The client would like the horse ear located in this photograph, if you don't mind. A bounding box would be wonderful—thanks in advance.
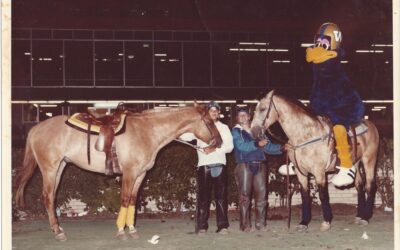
[269,89,276,96]
[266,89,276,99]
[194,100,206,115]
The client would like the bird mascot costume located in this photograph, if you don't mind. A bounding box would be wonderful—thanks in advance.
[306,22,365,187]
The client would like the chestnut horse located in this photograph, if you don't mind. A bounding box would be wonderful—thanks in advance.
[15,104,222,241]
[251,90,379,232]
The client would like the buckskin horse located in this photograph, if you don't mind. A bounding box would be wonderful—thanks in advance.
[15,104,222,241]
[250,90,379,232]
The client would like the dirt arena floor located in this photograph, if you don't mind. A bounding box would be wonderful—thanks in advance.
[12,207,393,250]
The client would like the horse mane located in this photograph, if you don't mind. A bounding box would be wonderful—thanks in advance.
[275,93,319,120]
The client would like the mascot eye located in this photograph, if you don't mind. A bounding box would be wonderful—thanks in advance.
[322,43,330,50]
[315,38,331,50]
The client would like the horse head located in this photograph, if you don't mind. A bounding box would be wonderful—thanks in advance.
[250,90,279,139]
[194,102,223,148]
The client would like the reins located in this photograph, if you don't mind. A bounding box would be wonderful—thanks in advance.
[173,139,205,153]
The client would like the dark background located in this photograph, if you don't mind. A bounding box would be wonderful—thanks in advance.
[11,0,393,101]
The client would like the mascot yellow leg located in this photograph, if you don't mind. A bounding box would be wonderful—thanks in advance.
[333,125,352,167]
[331,125,356,187]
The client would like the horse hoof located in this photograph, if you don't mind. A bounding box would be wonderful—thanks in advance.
[116,231,128,241]
[356,219,369,226]
[320,221,331,232]
[54,231,67,241]
[129,229,140,239]
[296,224,308,232]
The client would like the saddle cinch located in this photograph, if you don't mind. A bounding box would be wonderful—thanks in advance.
[65,103,128,175]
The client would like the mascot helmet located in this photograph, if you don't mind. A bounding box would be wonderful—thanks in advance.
[314,23,342,50]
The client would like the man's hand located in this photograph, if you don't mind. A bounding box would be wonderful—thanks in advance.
[203,147,216,154]
[257,139,269,147]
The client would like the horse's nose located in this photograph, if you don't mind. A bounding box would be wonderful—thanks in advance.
[250,126,262,139]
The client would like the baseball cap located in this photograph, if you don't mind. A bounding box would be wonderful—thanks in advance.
[207,101,221,110]
[236,107,250,115]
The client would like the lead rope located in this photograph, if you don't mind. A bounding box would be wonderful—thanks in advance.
[174,139,205,153]
[286,152,291,230]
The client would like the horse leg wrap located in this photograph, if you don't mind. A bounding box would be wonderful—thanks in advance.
[333,125,352,168]
[126,205,136,228]
[116,206,128,230]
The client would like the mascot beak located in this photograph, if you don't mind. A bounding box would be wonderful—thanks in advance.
[306,47,337,64]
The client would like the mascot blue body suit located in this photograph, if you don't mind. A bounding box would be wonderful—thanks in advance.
[309,49,364,129]
[306,22,365,187]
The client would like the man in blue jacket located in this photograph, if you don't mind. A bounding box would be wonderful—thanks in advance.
[232,108,287,232]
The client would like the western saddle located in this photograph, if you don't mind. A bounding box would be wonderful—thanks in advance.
[74,103,127,175]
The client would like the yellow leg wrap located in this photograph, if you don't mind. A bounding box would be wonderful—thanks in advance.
[126,205,136,227]
[116,206,128,230]
[333,125,353,168]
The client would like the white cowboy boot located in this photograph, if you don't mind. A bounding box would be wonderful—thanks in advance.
[330,165,356,187]
[278,162,296,176]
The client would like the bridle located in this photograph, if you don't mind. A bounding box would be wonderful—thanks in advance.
[200,114,218,146]
[261,94,278,128]
[174,112,218,152]
[259,94,287,145]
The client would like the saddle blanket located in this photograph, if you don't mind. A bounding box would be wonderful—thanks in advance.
[65,113,127,135]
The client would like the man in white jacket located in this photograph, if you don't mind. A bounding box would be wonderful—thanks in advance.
[179,101,233,235]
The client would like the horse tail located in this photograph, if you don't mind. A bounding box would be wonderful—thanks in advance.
[15,137,37,208]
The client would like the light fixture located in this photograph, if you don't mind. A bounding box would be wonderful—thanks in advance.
[272,60,291,63]
[355,50,384,53]
[267,49,289,52]
[239,42,267,46]
[40,104,57,107]
[371,44,393,47]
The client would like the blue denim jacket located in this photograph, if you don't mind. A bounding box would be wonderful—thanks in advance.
[232,125,283,164]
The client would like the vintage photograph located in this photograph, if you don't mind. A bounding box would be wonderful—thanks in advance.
[5,0,396,249]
